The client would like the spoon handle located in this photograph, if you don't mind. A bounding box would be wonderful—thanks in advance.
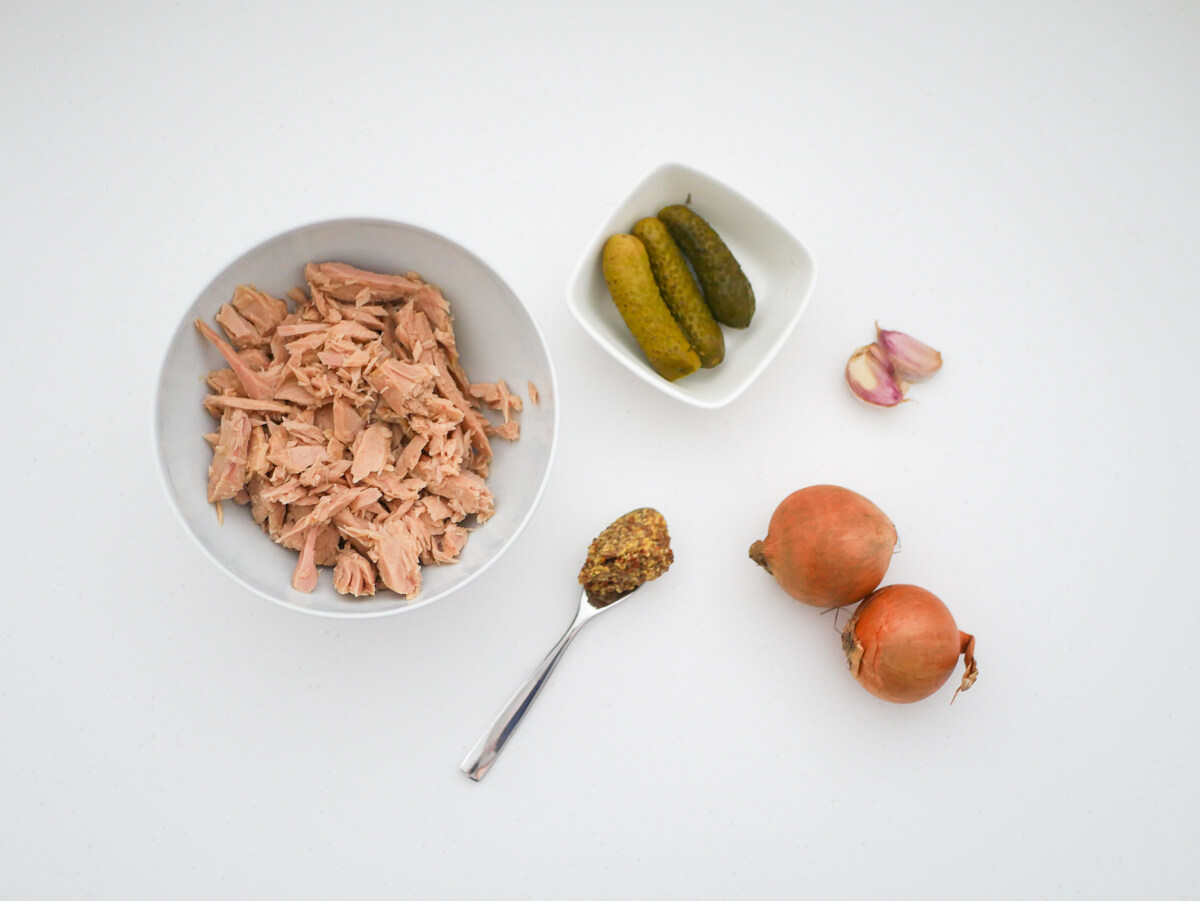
[460,603,592,781]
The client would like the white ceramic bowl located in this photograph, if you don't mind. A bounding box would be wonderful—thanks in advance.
[567,162,817,409]
[155,218,558,618]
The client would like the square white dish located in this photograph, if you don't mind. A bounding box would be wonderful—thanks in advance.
[567,162,817,409]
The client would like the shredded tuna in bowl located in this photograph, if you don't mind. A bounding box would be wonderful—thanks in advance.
[155,219,558,618]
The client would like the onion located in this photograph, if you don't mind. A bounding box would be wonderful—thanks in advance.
[842,584,978,704]
[749,485,897,608]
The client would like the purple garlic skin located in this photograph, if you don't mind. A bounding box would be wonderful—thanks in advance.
[876,324,943,383]
[846,343,907,407]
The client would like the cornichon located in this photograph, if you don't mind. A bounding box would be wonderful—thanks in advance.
[602,234,701,382]
[632,217,725,368]
[658,204,755,329]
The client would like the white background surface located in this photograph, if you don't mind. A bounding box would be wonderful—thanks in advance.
[4,2,1198,898]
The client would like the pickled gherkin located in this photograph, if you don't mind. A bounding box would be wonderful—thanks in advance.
[602,234,700,381]
[658,204,755,328]
[632,217,725,368]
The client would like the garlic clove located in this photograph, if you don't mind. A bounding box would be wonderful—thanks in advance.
[875,324,943,383]
[845,342,907,407]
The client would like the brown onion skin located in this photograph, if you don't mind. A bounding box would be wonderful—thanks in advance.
[749,485,897,608]
[842,584,977,704]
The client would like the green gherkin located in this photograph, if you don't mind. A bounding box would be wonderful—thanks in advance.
[632,217,725,368]
[658,204,755,329]
[601,234,701,382]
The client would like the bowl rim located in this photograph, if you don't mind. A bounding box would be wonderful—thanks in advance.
[566,160,818,410]
[153,215,560,619]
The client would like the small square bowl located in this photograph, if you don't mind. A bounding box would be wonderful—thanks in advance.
[567,162,817,409]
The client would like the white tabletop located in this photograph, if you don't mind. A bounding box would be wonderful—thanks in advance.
[5,2,1198,898]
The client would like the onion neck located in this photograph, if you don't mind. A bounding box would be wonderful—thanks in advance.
[748,539,771,572]
[951,631,979,704]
